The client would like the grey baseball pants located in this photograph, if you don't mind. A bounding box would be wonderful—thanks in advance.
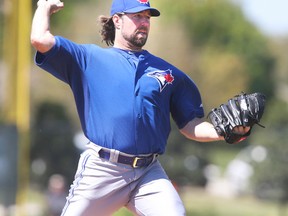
[60,143,186,216]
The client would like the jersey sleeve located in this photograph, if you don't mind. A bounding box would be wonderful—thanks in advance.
[34,36,89,85]
[170,75,204,129]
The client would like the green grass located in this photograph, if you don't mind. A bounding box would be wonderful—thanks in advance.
[181,187,280,216]
[113,208,134,216]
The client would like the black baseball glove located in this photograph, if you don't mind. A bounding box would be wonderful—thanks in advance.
[208,92,266,144]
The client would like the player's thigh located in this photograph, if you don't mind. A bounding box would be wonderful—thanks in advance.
[127,162,186,216]
[61,149,132,216]
[61,197,124,216]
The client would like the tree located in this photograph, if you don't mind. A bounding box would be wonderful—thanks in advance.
[158,0,275,107]
[251,99,288,215]
[30,101,79,188]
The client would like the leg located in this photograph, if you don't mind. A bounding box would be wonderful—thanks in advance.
[127,161,186,216]
[61,148,133,216]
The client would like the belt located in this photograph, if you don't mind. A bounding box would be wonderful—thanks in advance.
[98,149,157,168]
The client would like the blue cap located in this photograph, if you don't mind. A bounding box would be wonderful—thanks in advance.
[110,0,160,17]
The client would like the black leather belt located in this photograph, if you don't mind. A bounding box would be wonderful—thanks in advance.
[98,149,156,168]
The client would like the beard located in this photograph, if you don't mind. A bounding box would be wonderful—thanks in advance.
[123,29,149,48]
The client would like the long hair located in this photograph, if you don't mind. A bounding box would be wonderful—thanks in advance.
[98,15,116,46]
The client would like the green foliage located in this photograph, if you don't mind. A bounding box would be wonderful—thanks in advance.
[160,121,210,186]
[252,137,288,203]
[31,0,76,29]
[195,47,249,107]
[30,101,79,188]
[156,0,278,184]
[32,0,99,32]
[250,99,288,203]
[158,0,275,98]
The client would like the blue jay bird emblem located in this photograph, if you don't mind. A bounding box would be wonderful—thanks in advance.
[147,69,174,92]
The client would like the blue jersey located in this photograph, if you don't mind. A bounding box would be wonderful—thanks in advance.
[35,36,204,155]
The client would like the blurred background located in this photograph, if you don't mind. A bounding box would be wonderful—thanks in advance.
[1,0,288,215]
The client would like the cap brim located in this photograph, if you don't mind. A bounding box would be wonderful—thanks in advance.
[124,7,160,17]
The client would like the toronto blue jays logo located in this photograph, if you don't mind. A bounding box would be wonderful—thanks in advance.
[147,69,174,92]
[138,0,149,4]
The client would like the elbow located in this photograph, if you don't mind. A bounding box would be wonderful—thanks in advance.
[30,36,41,49]
[180,127,194,140]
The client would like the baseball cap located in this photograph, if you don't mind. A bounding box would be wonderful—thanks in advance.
[110,0,160,17]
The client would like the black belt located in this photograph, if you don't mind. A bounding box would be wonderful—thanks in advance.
[98,149,156,168]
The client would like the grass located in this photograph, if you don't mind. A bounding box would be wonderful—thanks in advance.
[181,187,280,216]
[114,208,134,216]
